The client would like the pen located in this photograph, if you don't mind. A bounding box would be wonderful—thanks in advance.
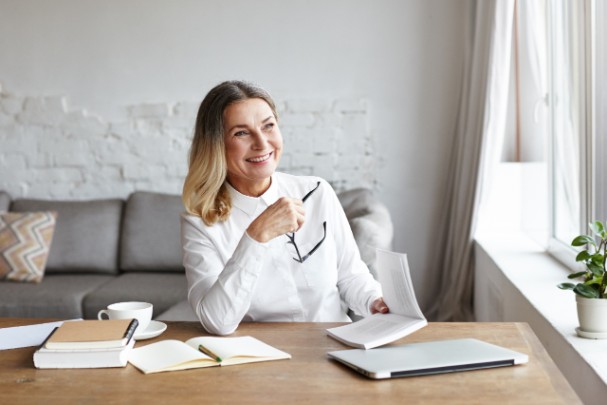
[198,345,222,362]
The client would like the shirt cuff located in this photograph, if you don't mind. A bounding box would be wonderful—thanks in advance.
[243,230,272,247]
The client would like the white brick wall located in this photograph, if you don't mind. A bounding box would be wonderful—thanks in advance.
[0,83,379,200]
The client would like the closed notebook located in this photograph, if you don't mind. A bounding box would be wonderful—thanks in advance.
[128,336,291,374]
[45,319,139,350]
[34,338,135,369]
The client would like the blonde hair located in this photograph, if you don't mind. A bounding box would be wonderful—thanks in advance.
[182,80,278,225]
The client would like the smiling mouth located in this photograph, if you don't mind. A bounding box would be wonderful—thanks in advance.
[247,152,273,163]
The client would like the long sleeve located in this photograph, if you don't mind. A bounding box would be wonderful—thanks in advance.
[180,172,382,334]
[181,215,270,335]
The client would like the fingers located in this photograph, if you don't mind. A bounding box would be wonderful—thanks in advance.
[246,197,306,243]
[269,197,304,233]
[370,298,389,314]
[285,198,305,232]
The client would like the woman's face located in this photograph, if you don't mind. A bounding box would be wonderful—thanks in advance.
[223,98,283,197]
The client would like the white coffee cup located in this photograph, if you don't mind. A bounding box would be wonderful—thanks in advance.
[97,301,153,334]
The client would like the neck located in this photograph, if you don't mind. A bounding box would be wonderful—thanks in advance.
[227,177,272,197]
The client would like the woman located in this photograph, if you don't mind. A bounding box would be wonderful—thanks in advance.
[181,80,388,335]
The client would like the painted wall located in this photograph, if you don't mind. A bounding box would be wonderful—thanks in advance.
[0,0,470,311]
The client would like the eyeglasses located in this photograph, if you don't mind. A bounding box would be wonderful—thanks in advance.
[285,181,327,263]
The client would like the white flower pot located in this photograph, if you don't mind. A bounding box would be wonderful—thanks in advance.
[576,295,607,337]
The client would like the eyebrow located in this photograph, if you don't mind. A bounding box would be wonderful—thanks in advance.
[227,115,274,133]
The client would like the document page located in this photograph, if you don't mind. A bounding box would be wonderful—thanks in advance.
[331,313,421,341]
[185,336,291,361]
[326,249,426,349]
[0,320,67,350]
[376,249,425,319]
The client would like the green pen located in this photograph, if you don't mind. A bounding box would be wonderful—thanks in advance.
[198,345,222,362]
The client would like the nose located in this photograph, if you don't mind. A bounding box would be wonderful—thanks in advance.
[251,130,268,150]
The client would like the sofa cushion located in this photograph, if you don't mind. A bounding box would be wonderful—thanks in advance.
[11,198,123,274]
[82,272,188,319]
[0,274,114,318]
[0,191,10,212]
[337,188,393,278]
[338,188,375,219]
[156,300,198,322]
[120,191,184,272]
[0,211,57,283]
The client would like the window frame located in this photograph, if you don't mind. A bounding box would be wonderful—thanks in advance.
[546,0,595,270]
[593,0,606,224]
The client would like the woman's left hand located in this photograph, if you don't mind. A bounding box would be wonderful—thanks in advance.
[370,297,389,314]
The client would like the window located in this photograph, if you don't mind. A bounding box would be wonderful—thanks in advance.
[593,0,607,225]
[477,0,604,272]
[546,0,590,266]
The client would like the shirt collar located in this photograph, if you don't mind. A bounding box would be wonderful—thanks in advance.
[227,176,280,217]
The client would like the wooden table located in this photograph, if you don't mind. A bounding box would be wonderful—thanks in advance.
[0,319,580,404]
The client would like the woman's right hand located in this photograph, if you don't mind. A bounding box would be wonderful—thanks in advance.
[246,197,305,243]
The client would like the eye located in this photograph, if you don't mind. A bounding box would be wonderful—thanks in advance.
[263,122,275,131]
[234,130,248,137]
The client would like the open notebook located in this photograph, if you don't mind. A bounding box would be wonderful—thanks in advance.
[128,335,290,374]
[328,338,528,379]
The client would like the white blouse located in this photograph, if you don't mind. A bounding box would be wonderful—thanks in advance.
[181,172,382,335]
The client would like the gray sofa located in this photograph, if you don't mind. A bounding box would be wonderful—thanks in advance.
[0,188,393,322]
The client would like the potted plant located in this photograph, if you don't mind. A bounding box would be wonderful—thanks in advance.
[558,221,607,338]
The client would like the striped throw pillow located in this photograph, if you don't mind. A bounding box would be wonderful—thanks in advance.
[0,211,57,283]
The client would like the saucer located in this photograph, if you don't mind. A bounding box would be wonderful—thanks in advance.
[575,327,607,339]
[134,320,167,340]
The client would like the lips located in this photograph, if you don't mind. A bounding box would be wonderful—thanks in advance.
[246,152,273,163]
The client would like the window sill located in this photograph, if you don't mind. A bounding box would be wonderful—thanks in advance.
[474,232,607,404]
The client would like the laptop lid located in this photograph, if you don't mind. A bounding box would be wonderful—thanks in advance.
[327,338,529,379]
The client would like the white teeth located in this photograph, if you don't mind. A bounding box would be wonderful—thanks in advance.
[248,153,271,163]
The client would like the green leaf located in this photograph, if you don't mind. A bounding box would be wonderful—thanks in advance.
[591,253,604,266]
[574,283,600,298]
[589,221,606,238]
[587,262,604,277]
[557,283,576,290]
[567,271,589,279]
[575,250,592,262]
[572,235,596,247]
[585,279,603,289]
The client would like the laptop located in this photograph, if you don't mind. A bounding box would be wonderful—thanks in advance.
[327,338,528,379]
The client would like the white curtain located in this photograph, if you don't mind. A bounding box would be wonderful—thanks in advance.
[428,0,514,321]
[520,0,548,127]
[551,1,582,242]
